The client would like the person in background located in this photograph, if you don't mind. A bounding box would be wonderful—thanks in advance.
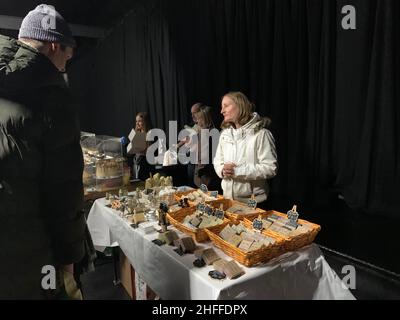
[135,112,151,135]
[130,112,155,181]
[213,92,278,207]
[193,106,221,192]
[0,4,86,299]
[182,102,203,187]
[189,102,203,131]
[160,103,204,186]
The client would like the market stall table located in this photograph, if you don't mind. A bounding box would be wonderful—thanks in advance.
[84,180,145,202]
[87,198,355,300]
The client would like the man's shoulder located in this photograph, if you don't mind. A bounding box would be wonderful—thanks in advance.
[0,92,36,128]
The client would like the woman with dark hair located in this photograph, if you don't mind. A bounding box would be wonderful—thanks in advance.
[131,112,155,181]
[135,111,151,133]
[213,92,278,206]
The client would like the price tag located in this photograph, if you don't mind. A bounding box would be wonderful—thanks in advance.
[247,198,258,209]
[205,205,214,216]
[252,219,264,231]
[287,205,299,228]
[210,191,219,198]
[197,203,206,212]
[200,184,208,193]
[215,209,224,220]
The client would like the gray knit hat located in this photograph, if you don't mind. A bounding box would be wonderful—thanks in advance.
[18,4,76,47]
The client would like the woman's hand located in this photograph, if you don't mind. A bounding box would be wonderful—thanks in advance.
[177,136,190,148]
[222,163,236,178]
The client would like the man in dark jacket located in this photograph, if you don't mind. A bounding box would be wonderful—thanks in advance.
[0,4,86,299]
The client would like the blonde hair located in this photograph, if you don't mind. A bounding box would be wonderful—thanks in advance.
[195,106,214,129]
[221,91,255,129]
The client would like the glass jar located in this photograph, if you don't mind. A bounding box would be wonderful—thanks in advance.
[145,209,158,222]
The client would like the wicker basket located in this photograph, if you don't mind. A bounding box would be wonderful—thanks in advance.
[204,223,286,267]
[205,198,266,223]
[243,210,321,252]
[174,190,223,207]
[166,206,230,243]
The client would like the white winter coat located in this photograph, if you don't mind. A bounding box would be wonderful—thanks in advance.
[213,113,278,203]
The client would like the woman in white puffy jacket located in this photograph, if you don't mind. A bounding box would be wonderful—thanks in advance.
[213,92,278,205]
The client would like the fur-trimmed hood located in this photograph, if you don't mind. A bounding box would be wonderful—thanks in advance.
[223,112,272,141]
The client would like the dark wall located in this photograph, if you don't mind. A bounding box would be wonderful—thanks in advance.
[69,0,400,272]
[69,2,188,136]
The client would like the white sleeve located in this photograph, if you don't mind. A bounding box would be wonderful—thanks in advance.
[213,134,225,179]
[234,130,278,180]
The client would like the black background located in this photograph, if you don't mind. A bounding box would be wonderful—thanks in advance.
[6,0,396,272]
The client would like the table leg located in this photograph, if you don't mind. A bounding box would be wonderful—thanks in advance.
[112,247,121,286]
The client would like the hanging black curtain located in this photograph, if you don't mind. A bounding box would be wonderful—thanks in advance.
[69,0,400,218]
[334,0,400,218]
[69,2,188,136]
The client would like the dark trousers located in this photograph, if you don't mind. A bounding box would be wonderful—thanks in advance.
[187,164,196,187]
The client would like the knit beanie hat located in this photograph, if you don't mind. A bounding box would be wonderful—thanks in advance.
[18,4,76,47]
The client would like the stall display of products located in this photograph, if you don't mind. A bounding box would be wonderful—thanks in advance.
[81,132,130,192]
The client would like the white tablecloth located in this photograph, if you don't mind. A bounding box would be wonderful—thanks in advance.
[87,198,355,300]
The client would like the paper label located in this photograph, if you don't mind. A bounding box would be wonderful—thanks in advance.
[205,205,214,216]
[227,234,243,247]
[220,225,236,241]
[287,210,299,227]
[252,219,264,231]
[210,191,219,198]
[215,209,224,220]
[238,239,254,252]
[197,203,206,212]
[247,198,258,209]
